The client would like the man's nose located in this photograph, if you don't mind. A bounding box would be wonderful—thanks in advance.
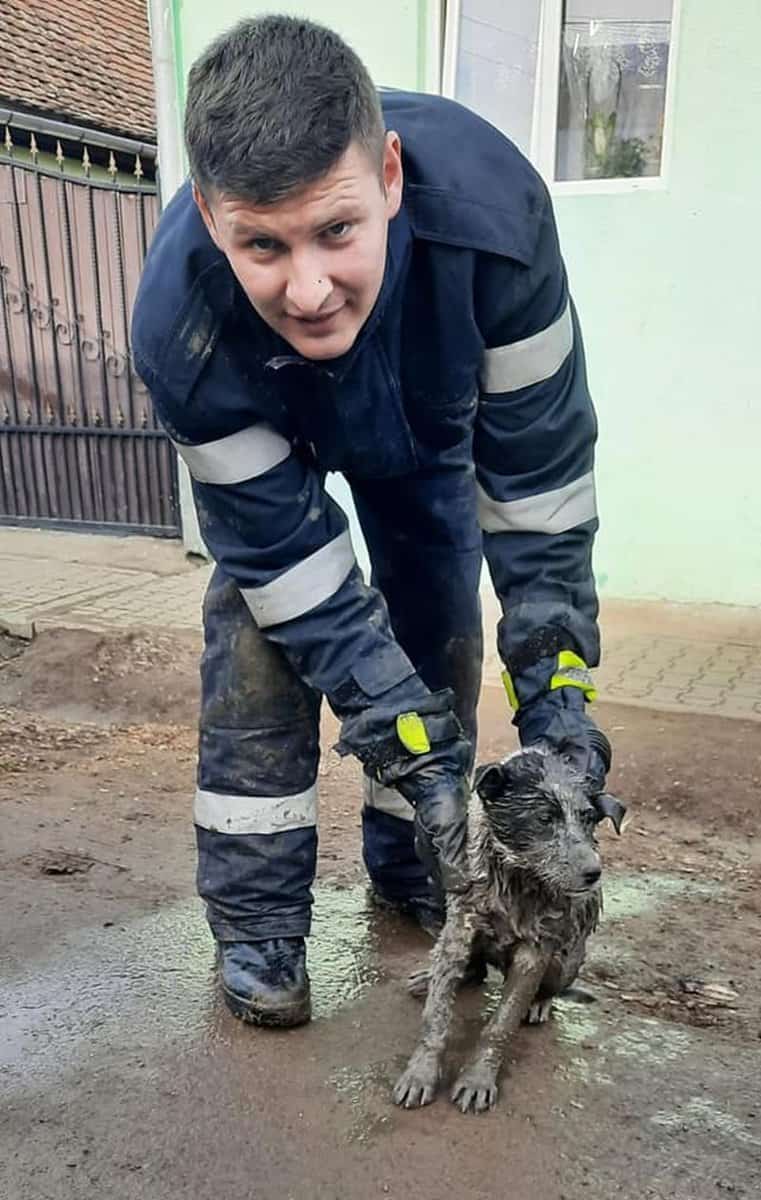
[285,255,333,314]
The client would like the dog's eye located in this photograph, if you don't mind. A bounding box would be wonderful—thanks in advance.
[536,810,555,827]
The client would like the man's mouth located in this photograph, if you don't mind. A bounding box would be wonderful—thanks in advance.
[288,304,345,326]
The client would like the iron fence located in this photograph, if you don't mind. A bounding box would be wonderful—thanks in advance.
[0,125,179,535]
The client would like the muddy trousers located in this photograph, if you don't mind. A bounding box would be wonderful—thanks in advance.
[196,479,483,941]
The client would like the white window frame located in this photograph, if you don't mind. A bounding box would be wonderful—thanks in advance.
[441,0,682,195]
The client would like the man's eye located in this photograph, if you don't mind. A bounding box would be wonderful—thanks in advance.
[249,237,279,253]
[324,221,352,239]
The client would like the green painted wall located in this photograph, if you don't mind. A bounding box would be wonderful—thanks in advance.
[174,1,428,96]
[555,0,761,605]
[169,0,760,605]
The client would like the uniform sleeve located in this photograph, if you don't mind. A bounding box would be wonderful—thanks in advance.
[473,186,601,711]
[132,338,431,762]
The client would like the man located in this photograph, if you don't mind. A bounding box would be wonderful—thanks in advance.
[131,15,611,1029]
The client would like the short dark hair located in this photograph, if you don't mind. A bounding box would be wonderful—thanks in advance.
[184,15,386,204]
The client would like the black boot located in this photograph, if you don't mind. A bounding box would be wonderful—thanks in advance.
[219,937,311,1027]
[366,886,446,939]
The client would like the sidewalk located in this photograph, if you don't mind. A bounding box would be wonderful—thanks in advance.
[1,526,760,721]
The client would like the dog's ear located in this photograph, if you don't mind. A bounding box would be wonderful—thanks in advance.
[475,751,546,801]
[591,792,627,835]
[473,762,507,800]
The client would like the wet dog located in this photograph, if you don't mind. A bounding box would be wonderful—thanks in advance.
[393,747,625,1114]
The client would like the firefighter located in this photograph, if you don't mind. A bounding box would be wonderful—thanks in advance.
[132,15,611,1028]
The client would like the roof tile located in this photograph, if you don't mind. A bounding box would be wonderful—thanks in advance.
[1,0,156,141]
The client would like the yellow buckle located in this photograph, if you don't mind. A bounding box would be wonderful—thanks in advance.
[503,652,598,711]
[549,650,598,702]
[501,669,520,712]
[396,712,431,755]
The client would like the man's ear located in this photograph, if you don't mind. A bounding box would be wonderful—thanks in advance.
[193,182,221,249]
[382,131,403,220]
[592,792,627,835]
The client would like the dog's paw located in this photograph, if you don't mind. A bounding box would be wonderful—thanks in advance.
[392,1050,440,1109]
[407,955,488,1000]
[526,996,554,1024]
[406,967,431,999]
[450,1064,499,1114]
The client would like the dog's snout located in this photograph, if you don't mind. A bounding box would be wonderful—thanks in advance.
[582,866,602,888]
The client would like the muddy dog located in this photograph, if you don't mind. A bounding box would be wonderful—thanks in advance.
[393,747,625,1114]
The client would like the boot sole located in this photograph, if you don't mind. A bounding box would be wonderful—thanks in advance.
[222,984,312,1028]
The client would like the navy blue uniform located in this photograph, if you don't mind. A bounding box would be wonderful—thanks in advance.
[132,92,602,940]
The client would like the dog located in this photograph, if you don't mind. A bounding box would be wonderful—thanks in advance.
[393,747,626,1114]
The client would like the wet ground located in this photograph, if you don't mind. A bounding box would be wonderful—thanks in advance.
[1,629,760,1200]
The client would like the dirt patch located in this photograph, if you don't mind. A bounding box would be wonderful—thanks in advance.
[0,704,195,775]
[0,631,29,663]
[1,625,760,1199]
[598,702,760,837]
[0,629,759,1037]
[0,628,201,726]
[0,707,105,772]
[25,849,98,876]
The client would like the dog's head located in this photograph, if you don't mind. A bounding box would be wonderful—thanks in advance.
[474,749,626,898]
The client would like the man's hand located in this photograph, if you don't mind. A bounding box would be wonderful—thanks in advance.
[398,769,471,894]
[516,687,611,795]
[370,692,473,894]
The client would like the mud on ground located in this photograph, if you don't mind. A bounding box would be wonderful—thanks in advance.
[1,628,759,1200]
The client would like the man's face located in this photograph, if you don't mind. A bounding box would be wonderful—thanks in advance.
[194,134,403,361]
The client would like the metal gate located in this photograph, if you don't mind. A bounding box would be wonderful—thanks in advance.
[0,150,179,535]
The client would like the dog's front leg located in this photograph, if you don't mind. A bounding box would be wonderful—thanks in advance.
[393,900,474,1109]
[451,941,550,1114]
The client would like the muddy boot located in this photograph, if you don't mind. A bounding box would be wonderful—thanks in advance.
[366,886,446,939]
[219,937,311,1027]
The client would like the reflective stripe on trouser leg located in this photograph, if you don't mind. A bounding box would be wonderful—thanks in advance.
[351,440,483,903]
[197,566,321,941]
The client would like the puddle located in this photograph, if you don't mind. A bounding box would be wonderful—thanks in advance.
[553,1002,601,1047]
[0,899,216,1082]
[604,1017,693,1064]
[0,883,384,1089]
[603,871,719,921]
[310,885,383,1019]
[652,1097,761,1150]
[552,997,695,1087]
[554,1002,693,1067]
[327,1064,395,1145]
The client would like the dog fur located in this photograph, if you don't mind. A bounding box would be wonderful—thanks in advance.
[393,747,625,1114]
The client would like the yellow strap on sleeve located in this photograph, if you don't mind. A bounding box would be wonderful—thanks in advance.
[501,669,520,712]
[558,650,587,671]
[396,712,431,755]
[550,650,598,701]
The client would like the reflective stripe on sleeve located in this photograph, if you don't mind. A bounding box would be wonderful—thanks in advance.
[174,424,291,484]
[477,470,596,535]
[194,784,317,835]
[242,529,356,628]
[480,300,573,395]
[362,777,414,822]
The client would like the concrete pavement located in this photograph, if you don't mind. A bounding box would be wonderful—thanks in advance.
[1,525,760,721]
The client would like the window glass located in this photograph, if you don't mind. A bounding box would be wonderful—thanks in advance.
[556,0,674,180]
[453,1,541,156]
